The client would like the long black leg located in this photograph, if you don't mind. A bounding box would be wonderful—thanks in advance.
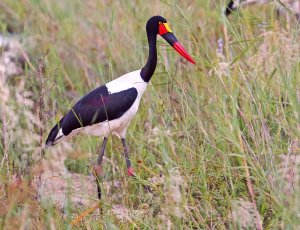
[94,137,107,200]
[121,138,153,194]
[121,138,134,176]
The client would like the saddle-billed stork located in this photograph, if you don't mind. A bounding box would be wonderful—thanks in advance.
[45,15,195,199]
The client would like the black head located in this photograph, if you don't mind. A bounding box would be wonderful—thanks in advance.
[145,15,195,64]
[146,15,168,35]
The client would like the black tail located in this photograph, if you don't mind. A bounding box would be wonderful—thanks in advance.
[45,117,65,147]
[225,0,235,16]
[45,123,59,147]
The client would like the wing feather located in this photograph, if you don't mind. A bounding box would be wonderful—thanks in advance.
[46,84,138,146]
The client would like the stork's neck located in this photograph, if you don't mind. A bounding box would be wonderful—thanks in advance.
[141,32,157,82]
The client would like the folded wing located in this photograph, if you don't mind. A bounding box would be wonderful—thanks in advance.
[45,85,138,146]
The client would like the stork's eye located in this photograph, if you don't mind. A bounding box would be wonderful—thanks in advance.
[158,21,162,25]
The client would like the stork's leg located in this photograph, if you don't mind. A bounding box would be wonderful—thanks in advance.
[121,138,135,177]
[121,138,154,195]
[121,138,153,195]
[94,137,107,200]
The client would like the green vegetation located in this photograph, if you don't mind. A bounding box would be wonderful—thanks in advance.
[0,0,299,229]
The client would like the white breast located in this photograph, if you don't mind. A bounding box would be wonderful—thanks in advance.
[106,69,148,97]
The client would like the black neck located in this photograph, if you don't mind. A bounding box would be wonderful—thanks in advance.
[141,32,157,82]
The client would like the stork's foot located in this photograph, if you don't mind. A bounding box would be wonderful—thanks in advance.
[127,169,153,194]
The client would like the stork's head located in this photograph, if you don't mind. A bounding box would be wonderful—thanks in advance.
[146,15,195,64]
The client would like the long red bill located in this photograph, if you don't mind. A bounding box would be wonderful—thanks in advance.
[173,42,196,64]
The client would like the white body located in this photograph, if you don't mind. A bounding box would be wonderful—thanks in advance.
[55,69,147,142]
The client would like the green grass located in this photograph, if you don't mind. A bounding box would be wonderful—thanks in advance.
[0,0,299,229]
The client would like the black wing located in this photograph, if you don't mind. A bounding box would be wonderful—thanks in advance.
[46,85,138,144]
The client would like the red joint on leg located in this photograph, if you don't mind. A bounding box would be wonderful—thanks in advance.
[93,165,102,176]
[127,167,135,177]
